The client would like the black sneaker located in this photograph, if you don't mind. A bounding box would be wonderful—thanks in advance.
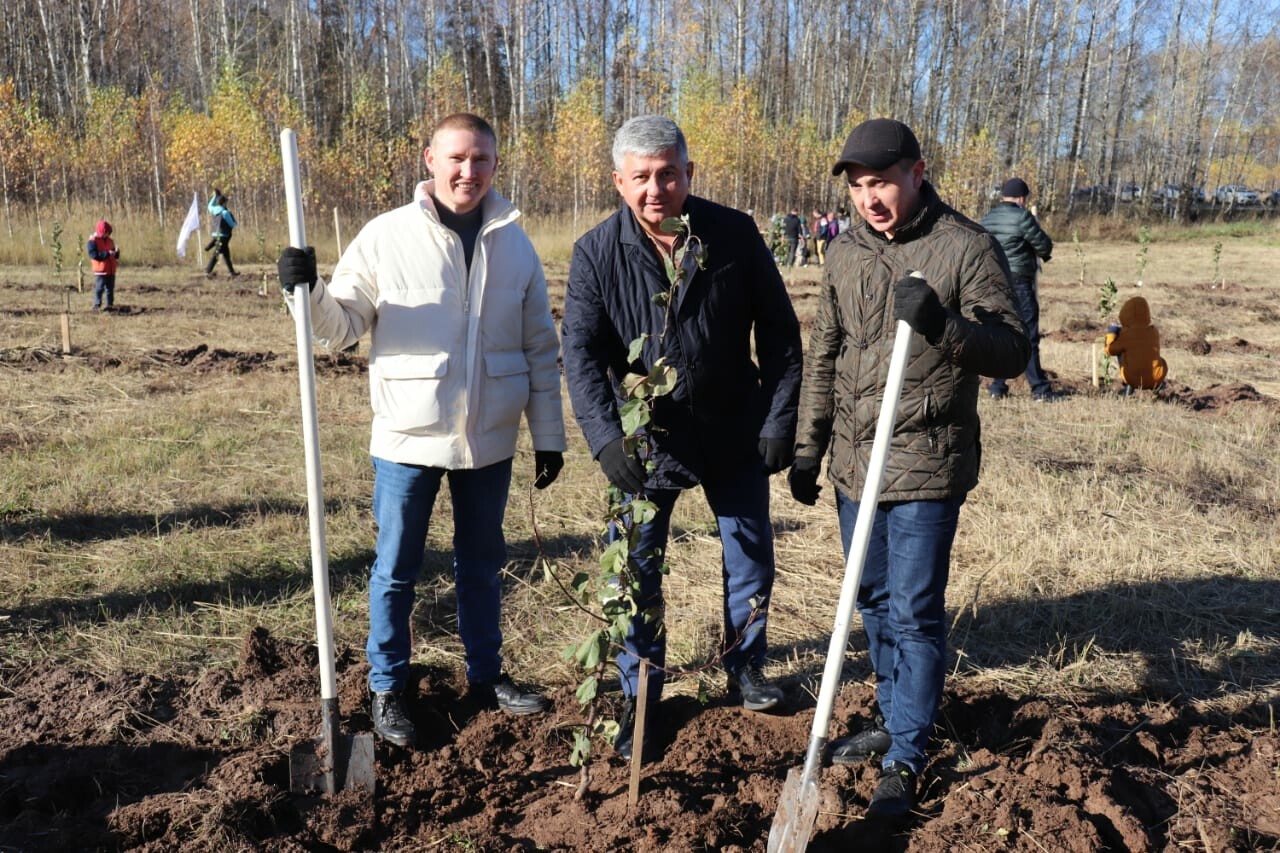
[370,690,415,748]
[1032,390,1061,403]
[829,715,891,765]
[473,673,550,715]
[988,388,1008,400]
[867,761,917,821]
[727,663,784,712]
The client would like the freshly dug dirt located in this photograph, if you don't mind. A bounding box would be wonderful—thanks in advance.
[0,629,1275,851]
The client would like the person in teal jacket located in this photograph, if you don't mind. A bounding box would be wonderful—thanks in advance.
[980,178,1056,401]
[204,189,239,278]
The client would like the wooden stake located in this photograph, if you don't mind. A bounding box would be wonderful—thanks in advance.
[1091,343,1099,388]
[333,206,343,256]
[60,289,72,355]
[627,660,650,808]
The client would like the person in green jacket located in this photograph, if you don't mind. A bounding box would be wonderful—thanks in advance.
[204,189,239,278]
[980,177,1056,400]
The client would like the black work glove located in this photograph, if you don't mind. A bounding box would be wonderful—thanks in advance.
[597,437,646,494]
[893,275,946,342]
[758,437,795,474]
[278,246,318,293]
[533,450,564,489]
[788,456,822,506]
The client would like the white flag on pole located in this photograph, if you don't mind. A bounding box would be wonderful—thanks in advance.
[176,192,201,257]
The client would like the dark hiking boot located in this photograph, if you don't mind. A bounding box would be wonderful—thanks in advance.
[614,696,660,758]
[829,715,892,765]
[867,761,917,821]
[371,690,415,748]
[727,663,784,712]
[472,673,550,715]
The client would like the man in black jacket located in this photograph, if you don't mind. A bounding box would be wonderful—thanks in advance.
[561,115,803,761]
[980,177,1056,400]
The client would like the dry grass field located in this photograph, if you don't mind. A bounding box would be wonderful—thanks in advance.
[0,221,1277,850]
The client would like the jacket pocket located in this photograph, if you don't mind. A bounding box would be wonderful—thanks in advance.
[480,351,531,433]
[370,352,449,434]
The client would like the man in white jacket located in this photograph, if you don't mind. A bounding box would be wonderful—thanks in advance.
[278,113,567,749]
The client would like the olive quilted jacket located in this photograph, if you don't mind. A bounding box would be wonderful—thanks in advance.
[795,183,1031,502]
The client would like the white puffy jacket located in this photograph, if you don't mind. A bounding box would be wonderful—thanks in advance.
[295,182,566,469]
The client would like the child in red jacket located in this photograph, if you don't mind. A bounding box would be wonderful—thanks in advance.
[87,220,120,311]
[1105,296,1168,391]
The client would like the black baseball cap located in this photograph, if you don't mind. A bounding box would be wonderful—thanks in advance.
[832,119,922,176]
[1001,177,1031,197]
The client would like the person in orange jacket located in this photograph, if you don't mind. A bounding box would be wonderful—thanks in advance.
[87,220,120,311]
[1105,296,1168,390]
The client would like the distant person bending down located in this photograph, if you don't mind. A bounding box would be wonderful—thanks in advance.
[87,220,120,311]
[1105,296,1167,392]
[277,113,566,751]
[204,189,239,278]
[980,177,1056,401]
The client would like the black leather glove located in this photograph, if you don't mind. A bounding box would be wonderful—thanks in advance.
[533,451,564,489]
[278,246,318,293]
[788,456,822,505]
[893,275,946,342]
[758,438,795,474]
[597,437,646,494]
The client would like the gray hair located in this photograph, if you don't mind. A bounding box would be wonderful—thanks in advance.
[611,116,688,170]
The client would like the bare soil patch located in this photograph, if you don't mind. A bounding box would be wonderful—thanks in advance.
[0,630,1275,851]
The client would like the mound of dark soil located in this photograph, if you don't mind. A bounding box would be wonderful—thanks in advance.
[1156,381,1275,412]
[0,344,366,376]
[0,631,1274,851]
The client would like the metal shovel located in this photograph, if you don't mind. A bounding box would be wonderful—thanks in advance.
[281,128,376,795]
[768,306,916,851]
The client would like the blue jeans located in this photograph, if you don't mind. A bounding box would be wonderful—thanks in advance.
[989,276,1051,397]
[366,456,512,693]
[613,464,776,700]
[837,492,964,774]
[93,274,115,309]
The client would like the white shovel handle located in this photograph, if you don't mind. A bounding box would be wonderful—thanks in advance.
[281,128,338,703]
[799,312,916,780]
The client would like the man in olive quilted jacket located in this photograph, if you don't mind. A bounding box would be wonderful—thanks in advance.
[788,118,1029,821]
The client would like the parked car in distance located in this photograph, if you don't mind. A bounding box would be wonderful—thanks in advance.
[1153,184,1206,202]
[1072,185,1111,200]
[1215,185,1260,205]
[1117,183,1142,202]
[1266,189,1280,207]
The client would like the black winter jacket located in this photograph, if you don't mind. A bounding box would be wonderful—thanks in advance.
[562,196,804,489]
[795,183,1030,502]
[979,201,1052,280]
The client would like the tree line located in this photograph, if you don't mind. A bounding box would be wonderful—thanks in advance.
[1,0,1277,236]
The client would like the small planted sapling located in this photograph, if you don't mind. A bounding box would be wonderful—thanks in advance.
[548,214,704,799]
[51,220,63,280]
[1073,229,1086,288]
[1135,226,1150,287]
[1097,276,1118,385]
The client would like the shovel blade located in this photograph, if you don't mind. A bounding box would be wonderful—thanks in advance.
[290,732,376,795]
[767,766,821,853]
